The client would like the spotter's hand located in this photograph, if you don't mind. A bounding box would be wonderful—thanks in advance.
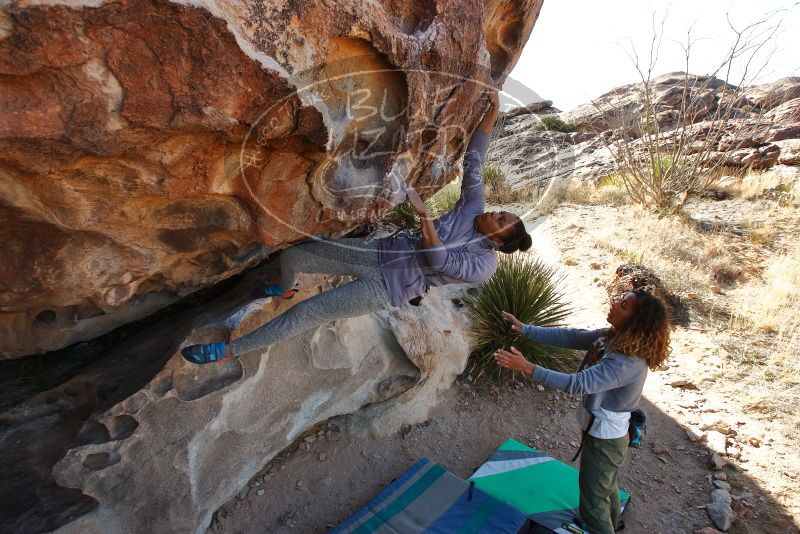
[501,311,523,333]
[494,346,535,375]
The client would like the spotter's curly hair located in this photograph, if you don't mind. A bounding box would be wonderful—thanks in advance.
[608,289,672,371]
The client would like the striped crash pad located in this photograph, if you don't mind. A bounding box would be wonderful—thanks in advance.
[469,439,630,534]
[330,457,529,533]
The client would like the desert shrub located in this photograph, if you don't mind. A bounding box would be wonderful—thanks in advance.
[482,165,533,205]
[597,174,625,188]
[483,165,505,189]
[716,170,787,200]
[561,175,631,206]
[532,115,577,133]
[463,254,578,382]
[614,154,697,212]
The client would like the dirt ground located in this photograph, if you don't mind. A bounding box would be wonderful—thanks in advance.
[210,202,800,534]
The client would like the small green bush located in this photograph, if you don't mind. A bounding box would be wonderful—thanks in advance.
[381,180,463,229]
[463,254,579,382]
[652,156,688,182]
[532,115,576,133]
[382,201,420,229]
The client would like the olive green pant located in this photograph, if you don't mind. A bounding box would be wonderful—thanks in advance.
[578,434,629,534]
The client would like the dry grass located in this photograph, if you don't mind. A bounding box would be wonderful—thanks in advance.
[595,207,731,300]
[728,241,800,366]
[718,170,798,202]
[562,174,632,207]
[587,200,800,435]
[578,177,800,434]
[534,179,571,215]
[531,163,800,437]
[482,165,536,205]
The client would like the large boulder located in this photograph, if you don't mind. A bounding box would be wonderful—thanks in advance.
[0,271,473,534]
[743,77,800,110]
[776,139,800,166]
[765,98,800,124]
[562,72,728,133]
[0,0,543,358]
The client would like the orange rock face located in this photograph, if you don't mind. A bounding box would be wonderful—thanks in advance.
[0,0,543,358]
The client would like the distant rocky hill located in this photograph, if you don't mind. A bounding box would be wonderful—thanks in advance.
[487,73,800,188]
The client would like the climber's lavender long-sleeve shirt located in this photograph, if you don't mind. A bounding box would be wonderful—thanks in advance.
[377,130,499,307]
[521,325,649,414]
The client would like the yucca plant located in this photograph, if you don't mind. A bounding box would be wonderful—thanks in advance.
[463,254,579,382]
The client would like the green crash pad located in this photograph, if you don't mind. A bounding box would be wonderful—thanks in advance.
[469,439,630,534]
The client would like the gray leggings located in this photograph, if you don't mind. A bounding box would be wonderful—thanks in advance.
[230,238,392,355]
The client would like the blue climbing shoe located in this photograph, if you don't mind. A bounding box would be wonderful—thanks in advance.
[181,342,233,365]
[253,283,296,300]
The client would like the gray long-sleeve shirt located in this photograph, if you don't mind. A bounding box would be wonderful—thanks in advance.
[521,324,649,414]
[377,130,498,306]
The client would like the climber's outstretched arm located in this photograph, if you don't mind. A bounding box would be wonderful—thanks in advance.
[406,185,442,253]
[456,89,499,212]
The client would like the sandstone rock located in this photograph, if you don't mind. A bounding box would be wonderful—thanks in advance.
[700,419,733,435]
[765,98,800,124]
[706,488,737,531]
[32,283,472,534]
[652,443,670,455]
[563,72,726,132]
[670,379,699,390]
[656,108,681,126]
[775,139,800,165]
[506,99,555,117]
[486,72,800,204]
[744,77,800,110]
[718,93,753,111]
[607,263,689,326]
[709,452,727,471]
[770,124,800,141]
[730,499,750,519]
[717,122,771,151]
[0,0,543,358]
[687,427,705,442]
[745,436,761,448]
[722,143,780,169]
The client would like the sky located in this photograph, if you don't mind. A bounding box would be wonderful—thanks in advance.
[505,0,800,111]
